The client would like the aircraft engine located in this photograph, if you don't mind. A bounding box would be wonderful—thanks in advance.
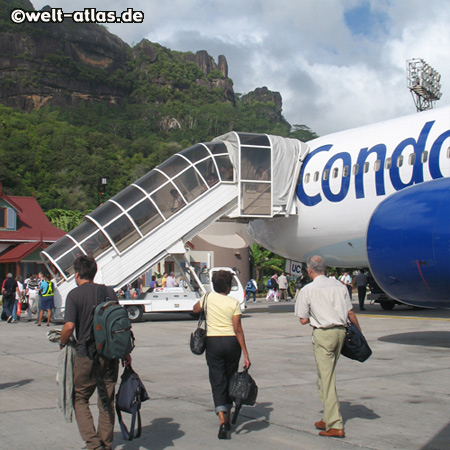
[367,177,450,308]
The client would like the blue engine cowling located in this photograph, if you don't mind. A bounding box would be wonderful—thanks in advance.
[367,178,450,308]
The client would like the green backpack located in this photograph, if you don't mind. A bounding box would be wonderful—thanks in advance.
[92,286,135,360]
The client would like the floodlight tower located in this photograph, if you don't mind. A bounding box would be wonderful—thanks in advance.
[407,58,442,112]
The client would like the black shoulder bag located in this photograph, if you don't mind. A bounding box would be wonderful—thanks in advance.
[190,293,208,355]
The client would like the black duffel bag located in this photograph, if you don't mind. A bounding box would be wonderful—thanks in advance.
[341,323,372,362]
[229,369,258,424]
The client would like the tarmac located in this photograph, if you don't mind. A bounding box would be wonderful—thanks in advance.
[1,298,450,450]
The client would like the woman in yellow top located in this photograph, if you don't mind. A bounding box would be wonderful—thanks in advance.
[193,270,251,440]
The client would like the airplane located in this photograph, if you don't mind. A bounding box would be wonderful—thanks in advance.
[245,106,450,308]
[41,106,450,317]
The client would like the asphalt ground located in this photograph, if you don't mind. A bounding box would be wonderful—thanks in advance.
[1,298,450,450]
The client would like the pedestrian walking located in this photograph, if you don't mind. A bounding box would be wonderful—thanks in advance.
[59,255,132,450]
[193,270,251,440]
[295,256,361,438]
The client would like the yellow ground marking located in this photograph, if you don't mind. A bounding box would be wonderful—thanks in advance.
[364,314,450,321]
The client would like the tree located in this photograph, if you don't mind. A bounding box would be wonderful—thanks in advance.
[290,124,319,142]
[45,209,85,232]
[249,244,284,284]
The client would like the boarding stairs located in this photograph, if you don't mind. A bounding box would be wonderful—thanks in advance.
[41,132,308,320]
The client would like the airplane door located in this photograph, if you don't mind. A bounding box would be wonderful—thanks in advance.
[238,133,272,217]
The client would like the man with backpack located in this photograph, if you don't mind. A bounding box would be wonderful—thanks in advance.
[265,274,279,302]
[245,278,258,303]
[59,255,132,450]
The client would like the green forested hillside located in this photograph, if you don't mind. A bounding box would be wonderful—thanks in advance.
[0,99,316,216]
[0,0,318,229]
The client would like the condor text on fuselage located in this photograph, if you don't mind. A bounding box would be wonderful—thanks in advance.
[297,112,450,207]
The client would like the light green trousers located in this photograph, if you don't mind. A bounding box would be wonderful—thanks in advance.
[312,326,346,430]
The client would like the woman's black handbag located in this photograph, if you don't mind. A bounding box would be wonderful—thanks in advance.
[229,369,258,424]
[115,366,150,441]
[190,294,208,355]
[341,323,372,362]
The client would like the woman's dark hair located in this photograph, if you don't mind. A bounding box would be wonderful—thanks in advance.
[212,270,233,294]
[74,255,97,280]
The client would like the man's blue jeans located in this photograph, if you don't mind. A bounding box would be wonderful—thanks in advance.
[246,291,256,302]
[12,300,18,320]
[3,295,15,319]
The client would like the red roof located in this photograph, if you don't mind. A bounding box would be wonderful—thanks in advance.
[0,194,23,213]
[0,242,46,263]
[0,194,66,243]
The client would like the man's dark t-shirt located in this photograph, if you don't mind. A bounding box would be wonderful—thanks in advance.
[3,278,17,299]
[64,283,116,357]
[355,273,368,287]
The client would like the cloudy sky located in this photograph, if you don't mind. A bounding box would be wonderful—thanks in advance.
[32,0,450,136]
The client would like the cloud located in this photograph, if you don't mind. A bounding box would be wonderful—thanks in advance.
[31,0,450,136]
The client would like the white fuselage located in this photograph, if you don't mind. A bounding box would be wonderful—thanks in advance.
[247,107,450,267]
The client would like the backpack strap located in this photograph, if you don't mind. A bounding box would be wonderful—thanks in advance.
[116,402,142,440]
[232,400,242,425]
[86,284,109,356]
[90,284,113,417]
[97,284,109,306]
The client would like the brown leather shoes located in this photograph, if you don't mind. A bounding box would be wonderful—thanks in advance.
[314,419,326,430]
[319,428,345,438]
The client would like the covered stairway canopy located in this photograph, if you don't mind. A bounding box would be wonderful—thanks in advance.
[41,132,308,300]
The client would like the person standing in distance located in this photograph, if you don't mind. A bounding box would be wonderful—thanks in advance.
[354,271,368,311]
[37,272,54,326]
[339,272,353,299]
[166,272,178,287]
[278,273,288,301]
[295,255,361,438]
[2,273,17,323]
[59,255,131,450]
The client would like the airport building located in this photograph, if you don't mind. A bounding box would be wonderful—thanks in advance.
[0,184,66,281]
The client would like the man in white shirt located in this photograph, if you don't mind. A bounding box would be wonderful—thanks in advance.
[278,273,288,301]
[166,272,178,287]
[339,272,353,299]
[295,256,361,439]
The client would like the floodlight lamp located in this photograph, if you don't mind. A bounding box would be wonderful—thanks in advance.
[407,58,442,112]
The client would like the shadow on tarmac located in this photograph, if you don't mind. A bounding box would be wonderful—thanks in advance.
[114,417,184,449]
[341,401,381,424]
[420,422,450,450]
[0,379,33,390]
[140,313,195,322]
[378,331,450,348]
[234,402,274,435]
